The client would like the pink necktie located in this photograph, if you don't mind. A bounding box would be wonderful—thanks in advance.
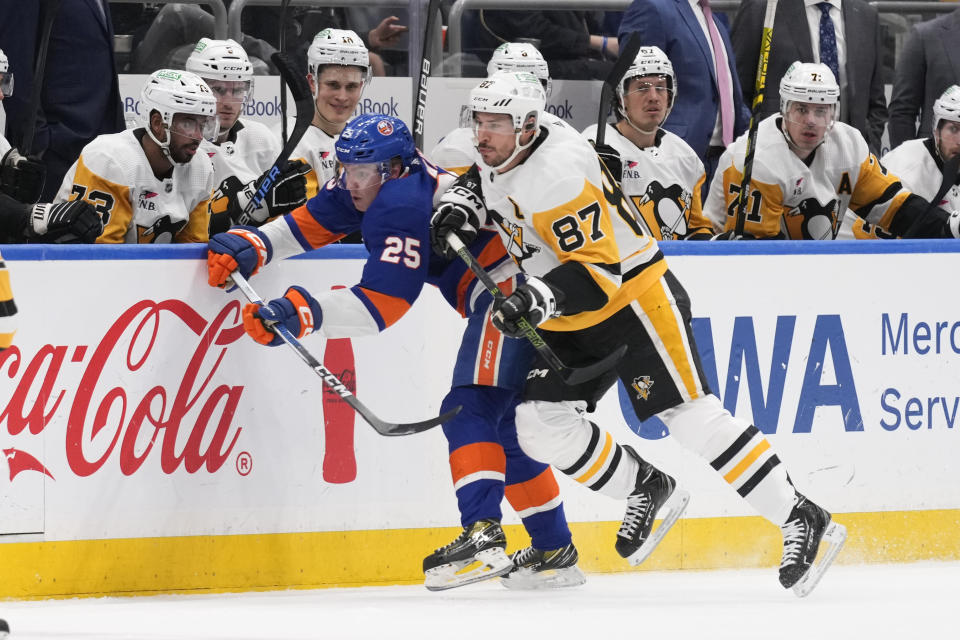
[700,0,734,146]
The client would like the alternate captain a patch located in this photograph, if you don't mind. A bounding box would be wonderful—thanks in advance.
[632,375,654,400]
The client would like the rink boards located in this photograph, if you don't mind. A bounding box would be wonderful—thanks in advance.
[0,241,958,598]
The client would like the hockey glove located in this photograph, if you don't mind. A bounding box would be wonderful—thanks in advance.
[208,160,309,233]
[242,285,323,347]
[492,277,562,339]
[207,226,272,288]
[27,200,103,243]
[0,147,45,204]
[594,142,623,181]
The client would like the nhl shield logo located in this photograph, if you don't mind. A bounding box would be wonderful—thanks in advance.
[632,375,655,400]
[377,120,394,136]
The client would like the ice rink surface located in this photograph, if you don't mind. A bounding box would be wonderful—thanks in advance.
[0,561,955,640]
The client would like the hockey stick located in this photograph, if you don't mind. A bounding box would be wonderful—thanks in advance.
[19,0,62,156]
[237,51,313,225]
[903,154,960,238]
[230,272,459,436]
[734,0,779,236]
[445,233,626,385]
[595,33,641,147]
[278,0,291,146]
[412,0,443,149]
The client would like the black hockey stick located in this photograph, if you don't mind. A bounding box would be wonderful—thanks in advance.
[237,51,313,225]
[279,0,291,147]
[445,233,626,385]
[412,0,443,149]
[595,33,641,147]
[20,0,62,157]
[734,0,779,236]
[230,272,459,436]
[903,153,960,238]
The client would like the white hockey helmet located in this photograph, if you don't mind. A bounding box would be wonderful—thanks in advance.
[932,85,960,136]
[779,61,839,111]
[307,28,371,86]
[186,38,254,82]
[487,42,552,98]
[140,69,219,162]
[465,71,546,171]
[0,48,12,97]
[618,46,676,108]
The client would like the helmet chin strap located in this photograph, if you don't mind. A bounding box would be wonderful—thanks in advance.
[619,98,672,137]
[478,124,538,174]
[146,122,191,167]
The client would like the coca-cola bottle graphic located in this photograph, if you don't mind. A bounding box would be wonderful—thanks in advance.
[321,286,357,483]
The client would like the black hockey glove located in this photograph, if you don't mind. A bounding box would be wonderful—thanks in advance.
[594,142,623,180]
[430,167,486,259]
[208,160,310,234]
[0,147,46,204]
[27,200,103,243]
[492,277,562,339]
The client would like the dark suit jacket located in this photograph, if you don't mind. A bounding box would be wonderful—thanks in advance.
[888,8,960,149]
[731,0,887,153]
[0,0,124,201]
[618,0,751,163]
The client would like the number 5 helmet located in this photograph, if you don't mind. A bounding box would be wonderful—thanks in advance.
[307,28,372,91]
[140,69,219,164]
[335,114,417,185]
[466,71,546,171]
[487,42,552,97]
[617,46,676,131]
[0,48,12,97]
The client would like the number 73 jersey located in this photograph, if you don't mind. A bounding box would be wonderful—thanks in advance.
[704,115,910,239]
[477,118,666,332]
[55,129,215,243]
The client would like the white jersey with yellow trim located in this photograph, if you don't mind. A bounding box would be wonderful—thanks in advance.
[704,115,911,239]
[581,123,711,240]
[281,122,339,199]
[882,138,960,212]
[55,129,215,244]
[478,117,665,332]
[201,119,279,187]
[430,112,572,176]
[0,249,16,351]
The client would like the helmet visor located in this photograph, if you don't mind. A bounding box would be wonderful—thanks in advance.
[170,113,219,142]
[337,162,387,191]
[783,102,836,127]
[0,71,13,97]
[206,79,253,105]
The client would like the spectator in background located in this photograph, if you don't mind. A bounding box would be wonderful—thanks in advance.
[55,70,217,244]
[618,0,751,194]
[465,11,617,80]
[887,7,960,150]
[731,0,887,154]
[0,0,125,202]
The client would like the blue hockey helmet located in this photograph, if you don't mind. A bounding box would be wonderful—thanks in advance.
[336,114,416,166]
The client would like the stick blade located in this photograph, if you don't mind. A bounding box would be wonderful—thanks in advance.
[560,344,628,386]
[366,405,462,436]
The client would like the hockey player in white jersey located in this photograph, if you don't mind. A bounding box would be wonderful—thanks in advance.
[186,38,308,234]
[432,71,846,596]
[286,29,371,199]
[705,62,960,240]
[582,46,712,240]
[430,42,557,175]
[883,85,960,212]
[56,70,218,243]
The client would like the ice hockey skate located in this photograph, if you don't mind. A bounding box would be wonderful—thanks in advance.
[423,519,514,591]
[500,543,586,590]
[616,446,689,565]
[779,494,846,597]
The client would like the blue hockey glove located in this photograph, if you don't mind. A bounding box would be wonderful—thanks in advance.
[242,285,323,346]
[207,226,272,288]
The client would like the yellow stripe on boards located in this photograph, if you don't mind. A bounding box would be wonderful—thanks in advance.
[723,439,772,484]
[1,509,958,600]
[574,432,613,484]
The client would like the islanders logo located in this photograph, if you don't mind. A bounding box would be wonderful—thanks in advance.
[377,120,394,136]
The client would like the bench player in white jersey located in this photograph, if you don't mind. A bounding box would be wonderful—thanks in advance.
[430,42,560,176]
[883,85,960,212]
[432,71,846,595]
[286,29,371,199]
[186,39,308,234]
[582,46,712,240]
[705,62,960,240]
[56,70,218,243]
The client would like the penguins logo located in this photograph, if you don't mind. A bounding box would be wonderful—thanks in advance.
[632,375,655,401]
[632,180,692,240]
[490,200,541,266]
[786,197,839,239]
[137,215,188,244]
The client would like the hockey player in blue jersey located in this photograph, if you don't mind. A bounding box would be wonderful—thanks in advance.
[206,113,584,590]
